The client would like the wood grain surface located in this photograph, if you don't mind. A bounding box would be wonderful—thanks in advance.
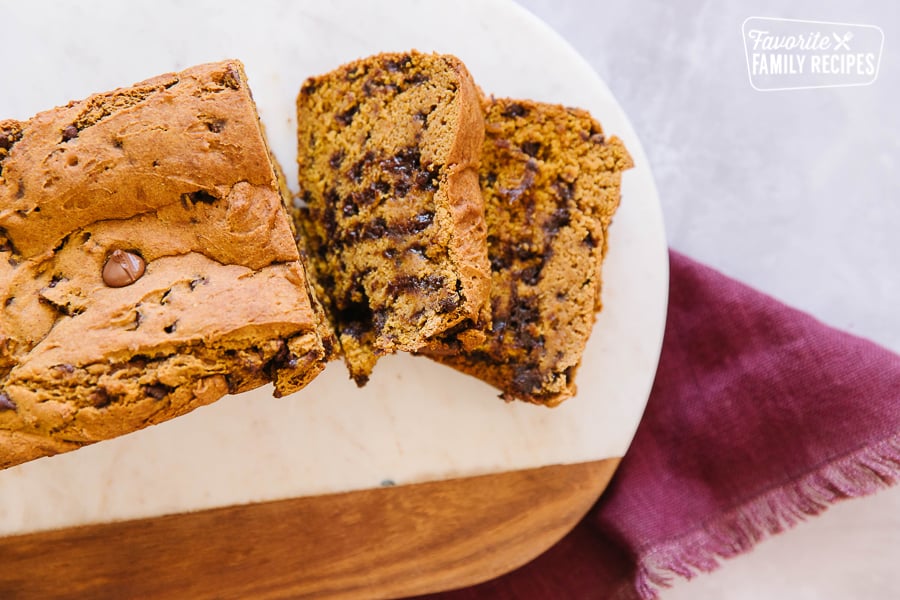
[0,458,619,600]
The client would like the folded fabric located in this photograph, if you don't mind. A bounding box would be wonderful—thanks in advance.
[415,249,900,599]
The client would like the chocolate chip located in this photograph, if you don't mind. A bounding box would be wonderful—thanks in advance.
[349,187,377,207]
[129,355,149,370]
[61,125,79,142]
[0,126,23,151]
[502,103,528,118]
[409,211,434,233]
[415,168,439,192]
[552,178,574,202]
[163,321,177,334]
[543,206,571,236]
[189,276,208,290]
[205,119,226,133]
[264,341,296,379]
[385,274,445,296]
[329,150,345,169]
[512,368,543,395]
[53,234,71,253]
[374,180,391,195]
[183,190,217,205]
[300,79,318,96]
[362,79,400,96]
[0,228,16,254]
[384,55,413,72]
[382,147,421,177]
[144,384,172,400]
[127,310,144,331]
[222,65,241,89]
[90,389,110,408]
[338,301,373,340]
[102,249,146,287]
[521,141,541,158]
[0,392,16,411]
[407,244,427,258]
[321,192,339,239]
[405,72,429,86]
[348,151,375,183]
[520,263,543,286]
[321,336,335,358]
[335,105,359,126]
[345,66,364,81]
[436,294,460,314]
[395,180,411,197]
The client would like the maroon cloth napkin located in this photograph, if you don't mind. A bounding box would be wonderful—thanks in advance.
[416,250,900,600]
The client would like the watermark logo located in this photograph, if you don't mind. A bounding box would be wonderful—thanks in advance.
[742,17,884,91]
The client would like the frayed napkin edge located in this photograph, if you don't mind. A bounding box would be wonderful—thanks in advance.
[633,431,900,599]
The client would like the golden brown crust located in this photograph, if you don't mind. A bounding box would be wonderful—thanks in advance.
[424,98,633,406]
[0,60,330,469]
[295,51,489,385]
[443,58,492,329]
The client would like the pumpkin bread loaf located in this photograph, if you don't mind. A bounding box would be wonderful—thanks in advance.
[295,51,490,385]
[0,60,333,469]
[425,98,633,406]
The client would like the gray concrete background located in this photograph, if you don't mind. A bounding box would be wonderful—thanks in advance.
[514,1,900,597]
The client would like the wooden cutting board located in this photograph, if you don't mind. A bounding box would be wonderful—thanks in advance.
[0,459,619,599]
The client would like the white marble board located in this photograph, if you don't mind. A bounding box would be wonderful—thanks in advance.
[0,0,667,536]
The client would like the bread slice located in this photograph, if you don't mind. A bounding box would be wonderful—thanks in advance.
[0,60,334,469]
[295,51,490,385]
[424,98,633,406]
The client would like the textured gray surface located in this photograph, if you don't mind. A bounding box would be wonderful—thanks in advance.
[514,0,900,597]
[517,0,899,352]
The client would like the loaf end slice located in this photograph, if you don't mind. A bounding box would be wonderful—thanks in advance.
[424,98,633,406]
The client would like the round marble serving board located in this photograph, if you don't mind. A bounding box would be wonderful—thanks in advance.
[0,0,667,541]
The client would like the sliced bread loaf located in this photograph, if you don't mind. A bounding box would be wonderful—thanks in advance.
[0,60,333,469]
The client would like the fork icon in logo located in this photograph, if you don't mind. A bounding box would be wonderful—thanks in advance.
[833,31,853,50]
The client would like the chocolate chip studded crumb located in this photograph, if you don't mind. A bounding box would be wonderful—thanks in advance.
[423,98,633,406]
[295,51,489,385]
